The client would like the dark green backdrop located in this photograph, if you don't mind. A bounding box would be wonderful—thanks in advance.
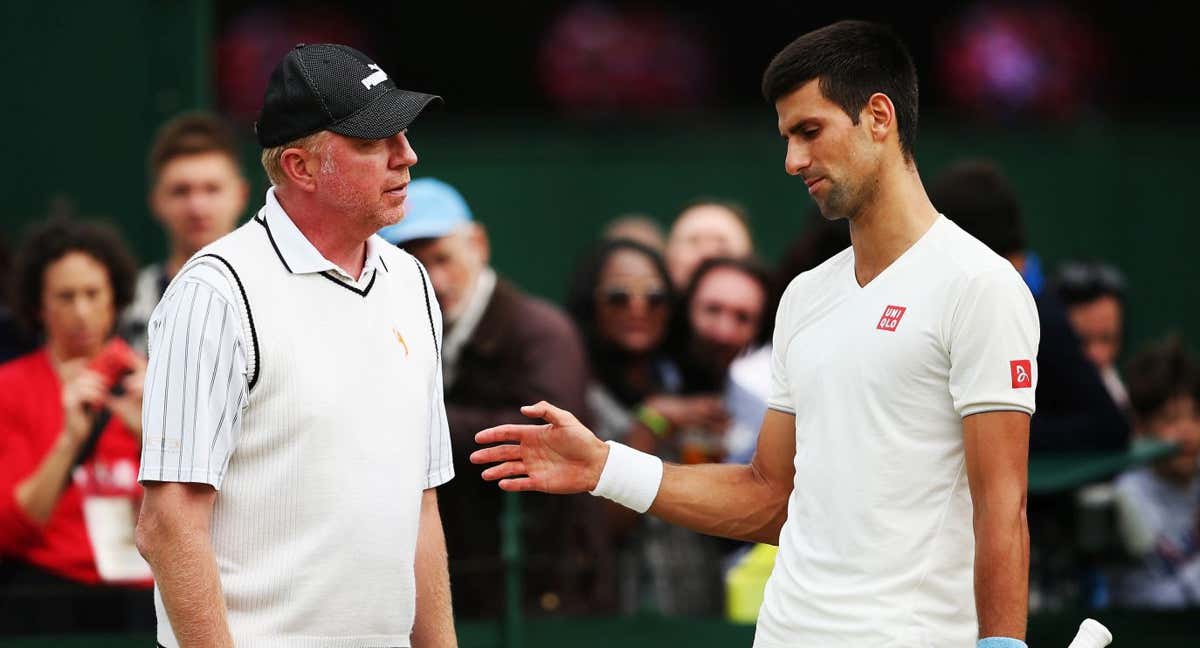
[4,2,1195,356]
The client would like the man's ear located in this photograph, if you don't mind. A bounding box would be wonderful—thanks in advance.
[864,92,897,146]
[470,222,491,266]
[280,147,321,193]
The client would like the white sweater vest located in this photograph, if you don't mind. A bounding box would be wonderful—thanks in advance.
[156,218,446,647]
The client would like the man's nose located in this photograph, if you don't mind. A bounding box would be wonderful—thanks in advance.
[785,141,811,176]
[390,131,419,168]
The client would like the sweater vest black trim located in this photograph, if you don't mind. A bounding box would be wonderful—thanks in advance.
[319,270,377,297]
[253,216,292,274]
[195,253,261,392]
[412,257,440,360]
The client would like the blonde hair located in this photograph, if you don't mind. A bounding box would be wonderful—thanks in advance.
[260,131,329,186]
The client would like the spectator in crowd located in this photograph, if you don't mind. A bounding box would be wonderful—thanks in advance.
[1055,260,1130,410]
[1111,336,1200,608]
[0,218,151,633]
[670,257,774,465]
[0,233,36,363]
[380,177,611,617]
[928,159,1129,453]
[567,238,728,616]
[664,199,754,289]
[603,213,666,252]
[121,112,249,353]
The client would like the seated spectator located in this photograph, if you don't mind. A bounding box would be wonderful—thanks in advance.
[664,199,754,289]
[928,159,1129,453]
[379,178,611,617]
[121,112,249,354]
[1055,260,1130,410]
[1111,336,1200,608]
[0,234,35,364]
[567,238,728,616]
[0,218,152,634]
[670,257,774,465]
[603,213,666,252]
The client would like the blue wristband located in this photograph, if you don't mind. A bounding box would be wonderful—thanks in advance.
[978,638,1028,648]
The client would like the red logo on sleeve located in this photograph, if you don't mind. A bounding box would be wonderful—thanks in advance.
[1010,360,1032,388]
[876,305,907,332]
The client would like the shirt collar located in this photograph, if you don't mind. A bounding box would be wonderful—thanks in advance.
[260,187,386,280]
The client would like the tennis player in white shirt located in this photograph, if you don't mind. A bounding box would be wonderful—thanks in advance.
[472,20,1039,647]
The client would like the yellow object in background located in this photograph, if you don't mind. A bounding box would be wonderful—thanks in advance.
[725,543,779,624]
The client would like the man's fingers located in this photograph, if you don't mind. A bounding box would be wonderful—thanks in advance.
[469,444,522,465]
[475,424,538,445]
[521,400,577,427]
[498,477,538,493]
[480,461,528,482]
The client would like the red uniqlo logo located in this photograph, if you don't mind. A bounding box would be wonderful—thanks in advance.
[876,305,907,332]
[1010,360,1032,389]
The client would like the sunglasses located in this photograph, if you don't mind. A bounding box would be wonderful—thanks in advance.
[599,286,669,309]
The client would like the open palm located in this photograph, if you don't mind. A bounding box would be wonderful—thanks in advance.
[470,401,609,494]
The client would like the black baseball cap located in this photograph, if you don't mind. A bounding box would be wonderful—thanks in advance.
[255,43,441,148]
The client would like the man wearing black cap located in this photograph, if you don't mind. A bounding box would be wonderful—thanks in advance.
[135,44,456,647]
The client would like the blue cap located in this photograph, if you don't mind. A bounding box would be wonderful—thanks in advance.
[377,177,473,245]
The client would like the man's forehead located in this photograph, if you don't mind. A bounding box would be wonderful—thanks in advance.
[775,80,836,125]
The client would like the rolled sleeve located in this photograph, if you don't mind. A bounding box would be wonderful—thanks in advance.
[138,263,248,489]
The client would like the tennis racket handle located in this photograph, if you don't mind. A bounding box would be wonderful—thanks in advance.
[1067,618,1112,648]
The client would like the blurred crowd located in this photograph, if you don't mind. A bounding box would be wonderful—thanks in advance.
[1,111,1197,635]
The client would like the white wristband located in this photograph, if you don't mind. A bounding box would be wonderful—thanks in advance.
[589,441,664,513]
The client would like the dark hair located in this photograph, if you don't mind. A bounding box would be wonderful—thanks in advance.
[1125,335,1200,423]
[148,111,241,182]
[9,217,137,338]
[567,238,675,404]
[675,256,775,349]
[762,20,919,159]
[774,208,851,298]
[928,159,1026,258]
[1054,259,1127,307]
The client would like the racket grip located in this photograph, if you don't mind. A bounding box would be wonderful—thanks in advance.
[1066,618,1112,648]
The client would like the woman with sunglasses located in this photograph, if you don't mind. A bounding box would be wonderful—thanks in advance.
[567,238,730,616]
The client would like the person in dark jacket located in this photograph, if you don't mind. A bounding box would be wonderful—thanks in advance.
[379,178,612,618]
[928,159,1129,454]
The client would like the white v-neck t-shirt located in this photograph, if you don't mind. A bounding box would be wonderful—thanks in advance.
[755,215,1039,647]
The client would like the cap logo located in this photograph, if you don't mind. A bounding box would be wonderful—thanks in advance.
[361,64,389,90]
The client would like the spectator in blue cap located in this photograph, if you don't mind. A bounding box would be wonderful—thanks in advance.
[379,178,613,618]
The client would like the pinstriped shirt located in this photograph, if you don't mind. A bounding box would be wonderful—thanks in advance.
[138,188,453,491]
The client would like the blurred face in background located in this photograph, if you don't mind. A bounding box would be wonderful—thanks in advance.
[776,79,887,221]
[1066,295,1123,371]
[665,205,753,288]
[405,224,489,324]
[595,249,669,355]
[41,251,115,361]
[689,267,766,371]
[151,151,248,259]
[1145,395,1200,483]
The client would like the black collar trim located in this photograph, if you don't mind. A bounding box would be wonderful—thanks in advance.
[254,216,292,273]
[320,269,377,297]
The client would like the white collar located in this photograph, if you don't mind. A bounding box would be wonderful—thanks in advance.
[258,187,386,281]
[441,267,498,387]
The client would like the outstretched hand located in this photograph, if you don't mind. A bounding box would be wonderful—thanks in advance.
[470,401,610,494]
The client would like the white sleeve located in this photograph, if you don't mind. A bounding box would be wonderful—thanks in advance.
[414,258,454,489]
[946,266,1040,418]
[766,280,798,415]
[138,262,248,489]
